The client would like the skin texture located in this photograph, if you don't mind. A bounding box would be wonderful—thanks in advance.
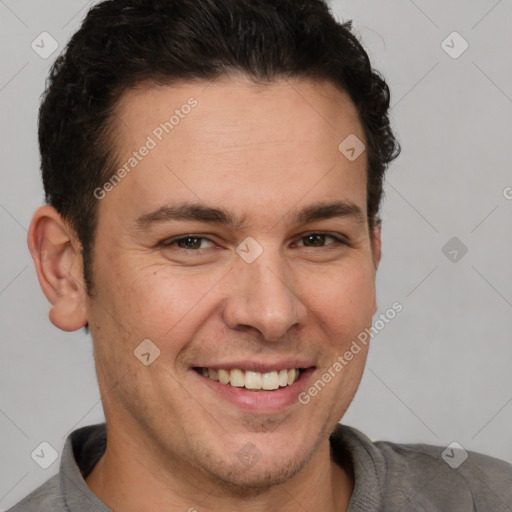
[28,77,381,512]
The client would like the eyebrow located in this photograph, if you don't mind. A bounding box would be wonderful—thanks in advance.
[133,200,366,232]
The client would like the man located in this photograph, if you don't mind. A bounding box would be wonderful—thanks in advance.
[10,0,512,510]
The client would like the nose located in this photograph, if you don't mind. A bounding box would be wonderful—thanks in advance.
[221,246,308,342]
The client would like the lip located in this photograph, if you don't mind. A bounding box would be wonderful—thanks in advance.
[191,365,316,414]
[191,360,315,373]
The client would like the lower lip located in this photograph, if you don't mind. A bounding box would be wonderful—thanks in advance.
[193,368,315,414]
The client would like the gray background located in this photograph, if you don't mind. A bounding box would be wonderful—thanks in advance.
[1,0,511,508]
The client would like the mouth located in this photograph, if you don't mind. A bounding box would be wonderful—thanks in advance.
[193,367,306,391]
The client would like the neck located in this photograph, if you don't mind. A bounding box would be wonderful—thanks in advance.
[85,424,353,512]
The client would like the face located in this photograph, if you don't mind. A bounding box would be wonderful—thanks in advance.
[84,77,380,489]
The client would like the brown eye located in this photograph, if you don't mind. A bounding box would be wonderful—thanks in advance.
[296,233,348,248]
[161,236,214,250]
[176,236,202,249]
[302,234,327,247]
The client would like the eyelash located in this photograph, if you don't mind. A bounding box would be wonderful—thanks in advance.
[160,232,350,251]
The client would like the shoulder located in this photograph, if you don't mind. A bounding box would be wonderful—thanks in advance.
[6,474,67,512]
[333,424,512,511]
[6,423,107,512]
[377,438,512,509]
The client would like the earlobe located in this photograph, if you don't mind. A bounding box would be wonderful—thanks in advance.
[27,205,88,332]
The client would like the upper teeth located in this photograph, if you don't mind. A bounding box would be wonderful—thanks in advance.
[200,368,301,390]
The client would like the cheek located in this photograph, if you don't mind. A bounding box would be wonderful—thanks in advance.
[304,259,376,334]
[88,265,201,391]
[102,262,222,349]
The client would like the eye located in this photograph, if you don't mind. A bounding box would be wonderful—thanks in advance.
[159,232,350,252]
[161,235,215,250]
[295,233,349,248]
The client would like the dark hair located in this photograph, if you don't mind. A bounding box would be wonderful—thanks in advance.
[39,0,400,297]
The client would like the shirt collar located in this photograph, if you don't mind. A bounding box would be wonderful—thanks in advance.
[59,423,111,512]
[330,423,387,510]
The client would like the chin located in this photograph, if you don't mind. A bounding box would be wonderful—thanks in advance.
[198,440,319,496]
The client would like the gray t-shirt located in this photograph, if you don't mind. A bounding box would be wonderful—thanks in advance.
[7,422,512,511]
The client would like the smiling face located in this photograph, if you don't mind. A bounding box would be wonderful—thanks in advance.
[84,76,380,491]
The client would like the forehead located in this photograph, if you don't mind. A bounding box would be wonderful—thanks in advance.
[100,77,368,229]
[113,76,363,147]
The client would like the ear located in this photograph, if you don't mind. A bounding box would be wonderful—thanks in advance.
[370,220,382,316]
[27,205,88,331]
[371,220,382,271]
